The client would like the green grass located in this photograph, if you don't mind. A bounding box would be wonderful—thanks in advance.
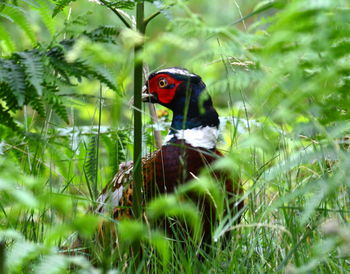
[1,0,350,273]
[1,113,349,273]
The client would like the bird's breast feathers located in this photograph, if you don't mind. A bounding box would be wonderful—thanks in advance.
[165,126,219,149]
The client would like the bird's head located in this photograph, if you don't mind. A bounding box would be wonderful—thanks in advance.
[142,67,206,111]
[142,67,219,147]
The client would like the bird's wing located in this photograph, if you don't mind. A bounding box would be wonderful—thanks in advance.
[95,150,159,219]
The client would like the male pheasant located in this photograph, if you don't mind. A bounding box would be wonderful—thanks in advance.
[95,67,243,243]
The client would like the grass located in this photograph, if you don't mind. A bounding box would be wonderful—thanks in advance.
[1,0,350,273]
[1,109,349,273]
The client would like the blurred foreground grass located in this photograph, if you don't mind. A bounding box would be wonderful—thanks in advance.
[1,0,350,272]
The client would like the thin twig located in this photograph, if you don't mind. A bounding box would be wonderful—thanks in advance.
[233,0,246,31]
[144,3,176,28]
[144,10,161,28]
[231,1,275,26]
[99,0,131,28]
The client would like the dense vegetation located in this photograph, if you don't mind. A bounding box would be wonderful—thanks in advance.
[1,0,350,272]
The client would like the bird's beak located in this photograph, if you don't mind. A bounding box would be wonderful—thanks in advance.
[141,84,158,103]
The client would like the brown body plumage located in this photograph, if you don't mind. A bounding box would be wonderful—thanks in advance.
[95,141,243,243]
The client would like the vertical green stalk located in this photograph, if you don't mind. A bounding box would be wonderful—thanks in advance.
[0,241,5,274]
[133,2,145,219]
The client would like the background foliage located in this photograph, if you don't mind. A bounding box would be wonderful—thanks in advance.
[1,0,350,272]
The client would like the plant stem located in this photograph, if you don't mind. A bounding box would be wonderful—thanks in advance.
[132,1,145,219]
[0,241,5,274]
[144,10,161,28]
[99,0,131,28]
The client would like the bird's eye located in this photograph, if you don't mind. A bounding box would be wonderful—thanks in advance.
[158,78,168,88]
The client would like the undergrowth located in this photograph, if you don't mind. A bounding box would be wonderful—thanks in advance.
[1,0,350,273]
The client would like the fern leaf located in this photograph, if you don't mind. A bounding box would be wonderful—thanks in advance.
[0,11,15,23]
[86,66,117,91]
[0,103,20,132]
[50,95,68,123]
[16,50,44,96]
[0,59,10,83]
[44,83,69,123]
[1,4,36,44]
[101,129,130,177]
[0,24,16,53]
[110,1,135,10]
[113,130,129,171]
[47,47,117,91]
[84,135,98,184]
[82,25,120,43]
[0,83,20,111]
[47,45,76,85]
[35,0,56,36]
[1,59,26,106]
[27,92,45,117]
[52,0,76,17]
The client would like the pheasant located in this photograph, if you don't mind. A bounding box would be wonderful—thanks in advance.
[95,67,243,244]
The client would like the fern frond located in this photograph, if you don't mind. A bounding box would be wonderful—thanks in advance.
[110,1,135,10]
[0,103,20,132]
[27,89,45,117]
[35,0,56,36]
[47,45,76,85]
[0,35,119,130]
[0,83,20,111]
[101,129,130,177]
[82,25,120,44]
[86,66,117,91]
[0,11,15,23]
[47,46,117,91]
[0,24,16,53]
[16,50,44,96]
[0,59,10,83]
[0,59,26,106]
[113,130,129,172]
[44,84,69,123]
[84,135,98,184]
[1,4,36,44]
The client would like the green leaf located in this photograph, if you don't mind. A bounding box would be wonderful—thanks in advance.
[117,219,170,265]
[82,25,120,44]
[44,84,68,122]
[73,215,99,237]
[0,24,16,53]
[84,135,98,184]
[1,59,26,106]
[0,103,20,131]
[110,1,136,10]
[176,175,224,218]
[89,66,117,91]
[117,219,146,244]
[7,241,43,272]
[35,0,56,36]
[52,0,76,17]
[147,195,203,241]
[1,4,36,44]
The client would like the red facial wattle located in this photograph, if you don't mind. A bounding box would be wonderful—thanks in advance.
[148,74,181,104]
